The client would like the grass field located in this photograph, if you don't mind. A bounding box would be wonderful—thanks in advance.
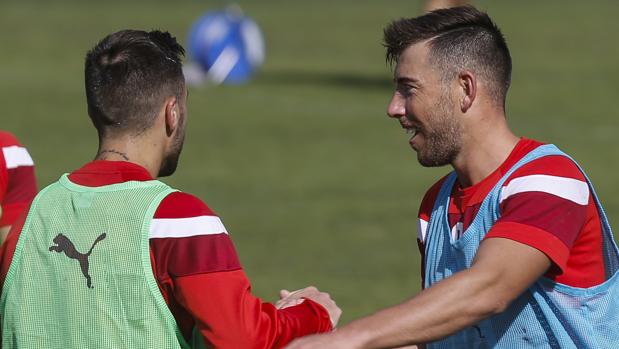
[2,0,619,324]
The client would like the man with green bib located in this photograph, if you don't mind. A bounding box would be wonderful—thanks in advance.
[0,30,339,349]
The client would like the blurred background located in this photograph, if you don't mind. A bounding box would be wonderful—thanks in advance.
[2,0,618,324]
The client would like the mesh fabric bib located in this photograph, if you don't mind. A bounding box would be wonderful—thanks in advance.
[1,174,189,349]
[424,144,619,348]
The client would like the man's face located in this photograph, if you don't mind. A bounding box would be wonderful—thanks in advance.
[159,86,188,177]
[387,42,462,167]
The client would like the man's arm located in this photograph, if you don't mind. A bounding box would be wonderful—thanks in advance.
[150,191,338,348]
[175,271,337,348]
[285,237,550,348]
[0,132,37,244]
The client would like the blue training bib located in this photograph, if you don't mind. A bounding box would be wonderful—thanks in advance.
[424,144,619,349]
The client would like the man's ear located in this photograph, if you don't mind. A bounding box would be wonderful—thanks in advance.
[458,71,476,113]
[164,97,178,137]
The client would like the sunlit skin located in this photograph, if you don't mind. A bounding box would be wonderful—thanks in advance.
[387,41,520,187]
[387,42,463,168]
[94,87,188,179]
[283,40,550,349]
[159,88,189,177]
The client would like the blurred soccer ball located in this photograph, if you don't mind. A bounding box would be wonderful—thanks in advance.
[186,6,265,85]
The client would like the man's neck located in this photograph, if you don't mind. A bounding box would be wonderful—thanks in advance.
[96,149,130,161]
[451,118,519,188]
[96,137,162,178]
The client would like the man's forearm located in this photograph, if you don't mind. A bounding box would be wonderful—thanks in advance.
[175,270,333,348]
[284,240,550,349]
[333,268,506,348]
[327,239,551,349]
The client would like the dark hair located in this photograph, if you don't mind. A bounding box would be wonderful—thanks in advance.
[383,6,511,106]
[85,30,185,136]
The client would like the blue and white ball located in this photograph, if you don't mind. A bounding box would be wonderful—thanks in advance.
[187,8,265,85]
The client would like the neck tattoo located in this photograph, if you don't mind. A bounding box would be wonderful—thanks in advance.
[96,149,130,161]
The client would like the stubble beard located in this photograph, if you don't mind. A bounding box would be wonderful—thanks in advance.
[158,128,185,177]
[417,94,463,167]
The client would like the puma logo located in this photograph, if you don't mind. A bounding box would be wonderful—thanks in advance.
[49,233,107,289]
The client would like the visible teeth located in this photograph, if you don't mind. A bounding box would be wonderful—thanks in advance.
[406,128,418,136]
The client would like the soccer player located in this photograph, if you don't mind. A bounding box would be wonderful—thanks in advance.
[285,6,619,349]
[0,30,339,348]
[0,130,37,243]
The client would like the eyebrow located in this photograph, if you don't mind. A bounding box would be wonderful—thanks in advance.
[395,76,420,85]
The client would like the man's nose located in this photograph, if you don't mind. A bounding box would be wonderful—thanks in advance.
[387,93,405,119]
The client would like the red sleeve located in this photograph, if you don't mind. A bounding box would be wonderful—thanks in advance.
[150,192,332,347]
[0,156,6,204]
[0,132,37,227]
[175,271,332,349]
[0,202,31,291]
[486,222,571,269]
[485,155,589,272]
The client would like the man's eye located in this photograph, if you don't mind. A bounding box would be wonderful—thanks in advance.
[398,85,415,96]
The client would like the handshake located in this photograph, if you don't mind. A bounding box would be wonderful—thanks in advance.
[276,286,342,327]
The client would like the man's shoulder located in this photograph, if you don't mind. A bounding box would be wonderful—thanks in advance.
[500,150,589,208]
[504,151,586,185]
[156,191,217,219]
[0,131,34,172]
[151,191,230,240]
[150,191,240,276]
[503,139,584,181]
[0,131,20,147]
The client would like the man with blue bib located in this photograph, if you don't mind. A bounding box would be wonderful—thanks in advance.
[285,5,619,349]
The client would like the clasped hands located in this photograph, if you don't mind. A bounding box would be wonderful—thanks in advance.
[277,286,366,348]
[275,286,342,328]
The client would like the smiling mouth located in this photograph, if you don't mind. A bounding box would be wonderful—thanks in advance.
[405,127,419,138]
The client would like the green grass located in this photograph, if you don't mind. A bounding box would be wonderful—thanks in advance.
[2,0,618,324]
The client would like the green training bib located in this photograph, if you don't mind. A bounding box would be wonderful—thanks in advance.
[1,174,189,349]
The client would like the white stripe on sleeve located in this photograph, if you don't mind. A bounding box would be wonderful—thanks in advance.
[418,218,429,243]
[150,216,229,238]
[2,146,34,169]
[500,174,589,205]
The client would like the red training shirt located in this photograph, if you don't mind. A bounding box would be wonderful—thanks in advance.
[417,138,605,288]
[0,131,37,227]
[0,160,332,348]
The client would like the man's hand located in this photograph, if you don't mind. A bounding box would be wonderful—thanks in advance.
[276,289,306,309]
[276,286,342,327]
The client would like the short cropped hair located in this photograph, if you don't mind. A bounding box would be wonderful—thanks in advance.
[383,6,511,106]
[85,30,185,136]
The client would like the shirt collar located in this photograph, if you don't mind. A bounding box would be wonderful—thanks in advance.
[67,160,153,187]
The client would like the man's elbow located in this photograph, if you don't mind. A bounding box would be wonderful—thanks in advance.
[466,271,517,319]
[463,293,512,323]
[486,296,511,316]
